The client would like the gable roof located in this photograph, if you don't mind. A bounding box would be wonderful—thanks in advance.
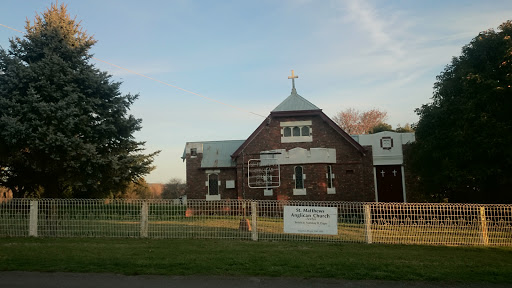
[231,110,367,158]
[230,83,366,157]
[271,90,321,112]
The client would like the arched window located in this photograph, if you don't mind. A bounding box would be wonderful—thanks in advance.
[208,174,219,195]
[295,166,304,189]
[301,126,310,136]
[280,121,313,143]
[292,126,301,136]
[283,127,291,137]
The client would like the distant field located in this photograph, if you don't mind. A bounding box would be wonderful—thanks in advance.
[0,237,511,284]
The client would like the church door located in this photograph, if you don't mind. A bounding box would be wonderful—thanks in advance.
[375,165,404,202]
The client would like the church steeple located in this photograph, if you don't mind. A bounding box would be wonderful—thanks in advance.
[271,70,321,112]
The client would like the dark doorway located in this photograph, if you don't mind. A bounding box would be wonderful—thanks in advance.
[375,165,404,202]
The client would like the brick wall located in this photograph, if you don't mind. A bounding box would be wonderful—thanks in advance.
[185,154,203,199]
[185,154,239,200]
[234,113,375,201]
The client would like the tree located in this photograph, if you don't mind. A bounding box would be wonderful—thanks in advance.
[161,178,186,199]
[332,108,388,134]
[369,123,393,134]
[410,20,512,203]
[395,123,415,133]
[113,178,152,199]
[0,3,158,198]
[0,185,12,200]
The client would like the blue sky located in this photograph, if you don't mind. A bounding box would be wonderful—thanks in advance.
[1,0,511,183]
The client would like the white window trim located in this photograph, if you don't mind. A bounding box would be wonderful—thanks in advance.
[206,173,220,200]
[281,135,313,143]
[293,188,307,195]
[280,120,312,127]
[206,194,221,201]
[280,121,313,143]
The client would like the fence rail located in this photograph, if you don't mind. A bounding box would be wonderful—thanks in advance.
[0,199,511,246]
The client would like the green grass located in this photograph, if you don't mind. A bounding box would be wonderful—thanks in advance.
[0,237,511,284]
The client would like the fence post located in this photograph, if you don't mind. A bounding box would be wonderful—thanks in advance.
[479,206,488,246]
[140,201,149,238]
[251,201,258,241]
[29,200,38,237]
[364,204,373,244]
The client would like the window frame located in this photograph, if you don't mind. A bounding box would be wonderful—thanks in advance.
[327,165,336,194]
[208,173,219,196]
[280,120,313,143]
[327,165,333,188]
[283,127,292,137]
[293,166,307,195]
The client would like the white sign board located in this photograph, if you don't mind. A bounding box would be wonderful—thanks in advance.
[283,206,338,235]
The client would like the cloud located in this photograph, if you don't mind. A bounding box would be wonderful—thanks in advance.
[343,0,404,57]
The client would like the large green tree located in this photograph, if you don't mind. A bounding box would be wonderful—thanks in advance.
[0,3,158,198]
[411,20,512,203]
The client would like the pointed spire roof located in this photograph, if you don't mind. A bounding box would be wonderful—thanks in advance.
[272,70,321,112]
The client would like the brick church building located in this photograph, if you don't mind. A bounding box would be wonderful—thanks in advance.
[182,72,415,202]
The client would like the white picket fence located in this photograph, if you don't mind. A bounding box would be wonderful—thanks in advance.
[0,199,511,246]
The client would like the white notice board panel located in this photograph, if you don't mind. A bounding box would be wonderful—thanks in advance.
[283,206,338,235]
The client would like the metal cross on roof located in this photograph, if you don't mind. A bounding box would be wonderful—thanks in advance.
[288,70,298,94]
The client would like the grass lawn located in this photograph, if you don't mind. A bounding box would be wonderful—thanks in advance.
[0,237,511,284]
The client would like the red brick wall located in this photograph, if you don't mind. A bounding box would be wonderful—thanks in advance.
[184,113,376,201]
[185,154,203,199]
[234,113,375,201]
[184,154,239,199]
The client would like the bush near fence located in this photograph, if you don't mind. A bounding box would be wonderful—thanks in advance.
[0,199,510,246]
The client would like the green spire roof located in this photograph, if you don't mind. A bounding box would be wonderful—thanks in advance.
[272,70,320,112]
[271,91,321,112]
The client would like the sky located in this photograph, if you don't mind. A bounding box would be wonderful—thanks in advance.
[1,0,512,183]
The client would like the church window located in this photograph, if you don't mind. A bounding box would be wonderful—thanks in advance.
[208,174,219,195]
[327,165,333,188]
[190,148,197,157]
[293,166,306,195]
[280,121,313,143]
[327,165,336,194]
[301,126,310,136]
[295,166,304,189]
[283,127,291,137]
[293,126,301,136]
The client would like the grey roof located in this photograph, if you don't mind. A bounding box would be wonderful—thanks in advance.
[183,140,244,168]
[271,90,320,112]
[201,140,244,168]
